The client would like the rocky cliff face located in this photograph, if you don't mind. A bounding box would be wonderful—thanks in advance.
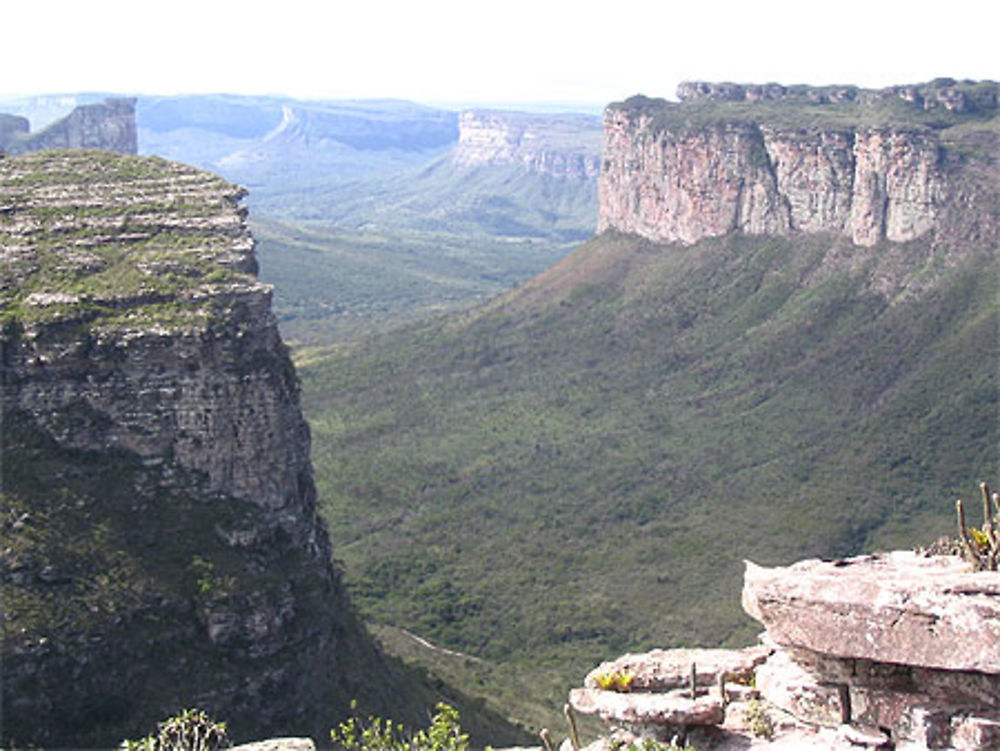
[599,80,998,250]
[0,113,30,151]
[0,97,137,155]
[0,151,416,747]
[453,109,602,179]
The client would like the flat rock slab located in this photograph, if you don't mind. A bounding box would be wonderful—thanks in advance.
[569,687,724,727]
[584,645,771,690]
[742,552,1000,674]
[231,739,316,751]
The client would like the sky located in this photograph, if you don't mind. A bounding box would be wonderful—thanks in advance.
[4,0,998,107]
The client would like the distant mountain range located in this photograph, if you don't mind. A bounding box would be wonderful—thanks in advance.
[0,93,605,342]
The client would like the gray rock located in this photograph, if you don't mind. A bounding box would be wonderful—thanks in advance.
[231,738,316,751]
[569,686,724,729]
[2,98,137,155]
[584,646,770,691]
[742,552,1000,674]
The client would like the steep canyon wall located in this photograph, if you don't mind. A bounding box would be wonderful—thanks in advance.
[599,81,999,248]
[453,109,603,179]
[0,151,412,747]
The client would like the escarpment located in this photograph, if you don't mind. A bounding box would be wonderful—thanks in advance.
[0,97,138,155]
[453,109,603,179]
[599,80,999,250]
[0,151,422,747]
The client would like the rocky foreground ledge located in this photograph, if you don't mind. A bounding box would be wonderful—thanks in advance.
[567,552,1000,750]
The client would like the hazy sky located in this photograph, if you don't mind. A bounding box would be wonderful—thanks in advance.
[5,0,998,106]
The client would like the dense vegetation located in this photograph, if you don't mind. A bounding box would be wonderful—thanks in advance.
[618,79,1000,132]
[0,150,532,749]
[252,155,599,343]
[254,215,580,344]
[298,230,998,729]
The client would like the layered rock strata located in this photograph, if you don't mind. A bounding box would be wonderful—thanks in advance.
[453,110,602,179]
[568,552,1000,750]
[0,151,402,747]
[598,81,999,248]
[746,553,1000,749]
[0,97,137,155]
[600,109,944,247]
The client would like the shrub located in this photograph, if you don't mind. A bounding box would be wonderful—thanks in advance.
[120,708,229,751]
[331,702,468,751]
[742,699,774,741]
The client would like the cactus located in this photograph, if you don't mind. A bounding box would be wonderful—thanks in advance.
[956,481,1000,571]
[120,709,229,751]
[563,704,580,751]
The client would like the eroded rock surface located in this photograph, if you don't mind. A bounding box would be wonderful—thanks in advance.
[0,97,137,155]
[598,80,998,251]
[453,110,602,179]
[742,552,1000,673]
[568,552,1000,750]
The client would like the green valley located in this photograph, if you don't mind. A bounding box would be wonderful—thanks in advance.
[298,229,999,728]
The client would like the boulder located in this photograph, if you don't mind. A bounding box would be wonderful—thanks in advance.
[569,687,724,729]
[742,552,1000,674]
[231,740,316,751]
[584,646,771,691]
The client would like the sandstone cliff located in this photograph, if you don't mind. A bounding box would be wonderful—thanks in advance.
[453,109,602,179]
[599,80,999,251]
[0,151,425,747]
[0,97,137,155]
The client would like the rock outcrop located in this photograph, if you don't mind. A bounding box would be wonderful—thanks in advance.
[0,112,30,151]
[453,110,602,179]
[676,79,1000,113]
[598,80,998,248]
[567,552,1000,750]
[0,97,137,155]
[0,151,413,747]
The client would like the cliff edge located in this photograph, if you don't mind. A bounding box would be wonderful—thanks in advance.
[569,551,1000,750]
[452,110,603,179]
[0,151,428,747]
[0,97,137,155]
[599,80,999,253]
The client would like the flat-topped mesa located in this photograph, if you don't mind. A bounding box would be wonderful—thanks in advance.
[453,110,603,179]
[1,150,411,747]
[676,79,1000,113]
[0,97,138,155]
[0,150,301,519]
[598,79,1000,249]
